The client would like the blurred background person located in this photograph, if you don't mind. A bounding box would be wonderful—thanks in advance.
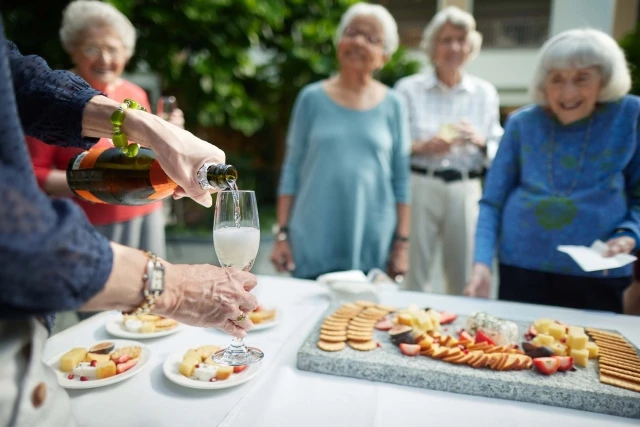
[466,29,639,313]
[270,2,411,280]
[26,0,184,260]
[26,0,184,320]
[395,6,503,295]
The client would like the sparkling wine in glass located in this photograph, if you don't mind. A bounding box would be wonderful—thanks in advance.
[157,96,177,120]
[212,189,264,365]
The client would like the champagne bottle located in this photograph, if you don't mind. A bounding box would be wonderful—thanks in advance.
[67,146,237,206]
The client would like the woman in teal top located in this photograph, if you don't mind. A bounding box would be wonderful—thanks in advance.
[271,3,411,280]
[465,29,640,313]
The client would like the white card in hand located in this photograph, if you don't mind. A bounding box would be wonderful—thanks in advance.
[557,240,637,272]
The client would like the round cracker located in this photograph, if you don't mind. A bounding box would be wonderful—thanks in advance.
[348,340,378,351]
[347,335,373,342]
[375,304,397,312]
[354,300,376,308]
[318,340,346,352]
[319,334,347,342]
[321,329,349,336]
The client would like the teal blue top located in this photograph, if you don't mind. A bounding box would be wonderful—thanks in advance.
[278,82,411,279]
[474,95,640,278]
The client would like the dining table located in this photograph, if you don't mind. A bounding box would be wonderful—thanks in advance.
[43,275,640,427]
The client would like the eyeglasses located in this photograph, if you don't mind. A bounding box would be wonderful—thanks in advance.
[343,27,384,46]
[437,36,468,47]
[80,45,124,59]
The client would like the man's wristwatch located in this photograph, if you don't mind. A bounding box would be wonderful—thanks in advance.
[272,224,289,242]
[123,251,165,315]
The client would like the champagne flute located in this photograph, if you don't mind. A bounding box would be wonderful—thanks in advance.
[157,95,177,120]
[211,190,264,365]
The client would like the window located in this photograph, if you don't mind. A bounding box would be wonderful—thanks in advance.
[373,0,437,48]
[474,0,551,48]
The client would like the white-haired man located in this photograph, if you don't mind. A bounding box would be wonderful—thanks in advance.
[395,6,503,295]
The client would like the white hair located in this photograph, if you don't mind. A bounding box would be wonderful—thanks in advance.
[529,28,631,104]
[60,0,136,59]
[335,2,399,56]
[420,6,482,63]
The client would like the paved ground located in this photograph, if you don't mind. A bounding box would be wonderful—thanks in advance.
[52,237,498,334]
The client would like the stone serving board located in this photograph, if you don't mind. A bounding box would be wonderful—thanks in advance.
[297,308,640,419]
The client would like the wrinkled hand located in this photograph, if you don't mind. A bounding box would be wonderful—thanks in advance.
[155,264,258,337]
[602,236,636,257]
[463,263,492,298]
[168,108,185,129]
[387,241,408,279]
[452,120,485,148]
[142,114,226,208]
[270,240,295,272]
[414,137,451,155]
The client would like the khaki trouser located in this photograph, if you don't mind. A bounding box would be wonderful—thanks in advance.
[405,173,482,295]
[0,318,75,427]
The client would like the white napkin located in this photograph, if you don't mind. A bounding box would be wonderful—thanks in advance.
[557,240,637,272]
[316,270,368,284]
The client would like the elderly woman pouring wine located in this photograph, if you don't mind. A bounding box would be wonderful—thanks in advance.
[270,3,411,280]
[465,29,640,313]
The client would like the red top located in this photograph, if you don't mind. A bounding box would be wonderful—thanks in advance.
[26,79,162,226]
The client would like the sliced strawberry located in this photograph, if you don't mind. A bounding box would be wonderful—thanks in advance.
[459,330,473,342]
[533,357,560,375]
[115,359,138,374]
[555,356,574,372]
[233,365,248,374]
[375,318,393,331]
[113,354,131,364]
[528,324,538,337]
[439,311,457,325]
[475,330,495,346]
[399,343,420,356]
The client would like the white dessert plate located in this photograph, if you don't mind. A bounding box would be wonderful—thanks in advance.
[105,315,186,339]
[46,339,150,389]
[163,349,262,390]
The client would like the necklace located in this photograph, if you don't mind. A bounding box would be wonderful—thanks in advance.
[547,117,593,198]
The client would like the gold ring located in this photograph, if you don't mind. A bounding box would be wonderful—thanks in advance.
[235,312,246,323]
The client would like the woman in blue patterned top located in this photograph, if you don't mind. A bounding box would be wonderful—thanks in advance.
[465,29,640,313]
[270,3,411,280]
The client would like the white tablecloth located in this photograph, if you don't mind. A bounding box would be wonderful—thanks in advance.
[44,276,640,427]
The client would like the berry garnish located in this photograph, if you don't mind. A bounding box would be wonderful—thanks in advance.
[80,376,88,381]
[90,360,98,367]
[67,374,75,380]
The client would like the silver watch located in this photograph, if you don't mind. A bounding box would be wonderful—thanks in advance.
[143,252,165,298]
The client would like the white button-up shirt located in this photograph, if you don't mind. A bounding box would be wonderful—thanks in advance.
[394,70,503,173]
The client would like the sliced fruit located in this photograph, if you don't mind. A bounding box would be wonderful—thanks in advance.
[528,325,538,337]
[533,357,559,375]
[233,365,248,374]
[389,325,414,346]
[374,318,393,331]
[439,311,457,325]
[88,342,115,355]
[555,356,574,372]
[113,354,132,365]
[115,359,138,375]
[475,330,495,346]
[399,343,420,356]
[459,330,473,342]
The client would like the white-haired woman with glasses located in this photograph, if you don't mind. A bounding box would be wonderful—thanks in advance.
[465,28,640,313]
[271,2,411,280]
[395,6,503,295]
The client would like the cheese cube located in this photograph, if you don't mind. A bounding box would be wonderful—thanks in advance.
[59,348,88,372]
[215,364,234,380]
[534,318,553,334]
[84,352,111,364]
[179,359,198,377]
[550,342,567,356]
[570,333,588,350]
[571,348,589,367]
[586,341,599,358]
[96,361,116,379]
[548,323,566,340]
[534,333,555,347]
[568,326,585,335]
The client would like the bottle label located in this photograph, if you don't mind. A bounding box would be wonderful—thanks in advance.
[70,151,88,170]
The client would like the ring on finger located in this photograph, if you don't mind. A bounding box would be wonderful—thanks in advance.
[235,312,246,323]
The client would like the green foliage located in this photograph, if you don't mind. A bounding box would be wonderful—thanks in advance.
[620,23,640,97]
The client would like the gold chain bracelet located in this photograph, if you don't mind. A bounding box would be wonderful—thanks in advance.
[110,98,147,157]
